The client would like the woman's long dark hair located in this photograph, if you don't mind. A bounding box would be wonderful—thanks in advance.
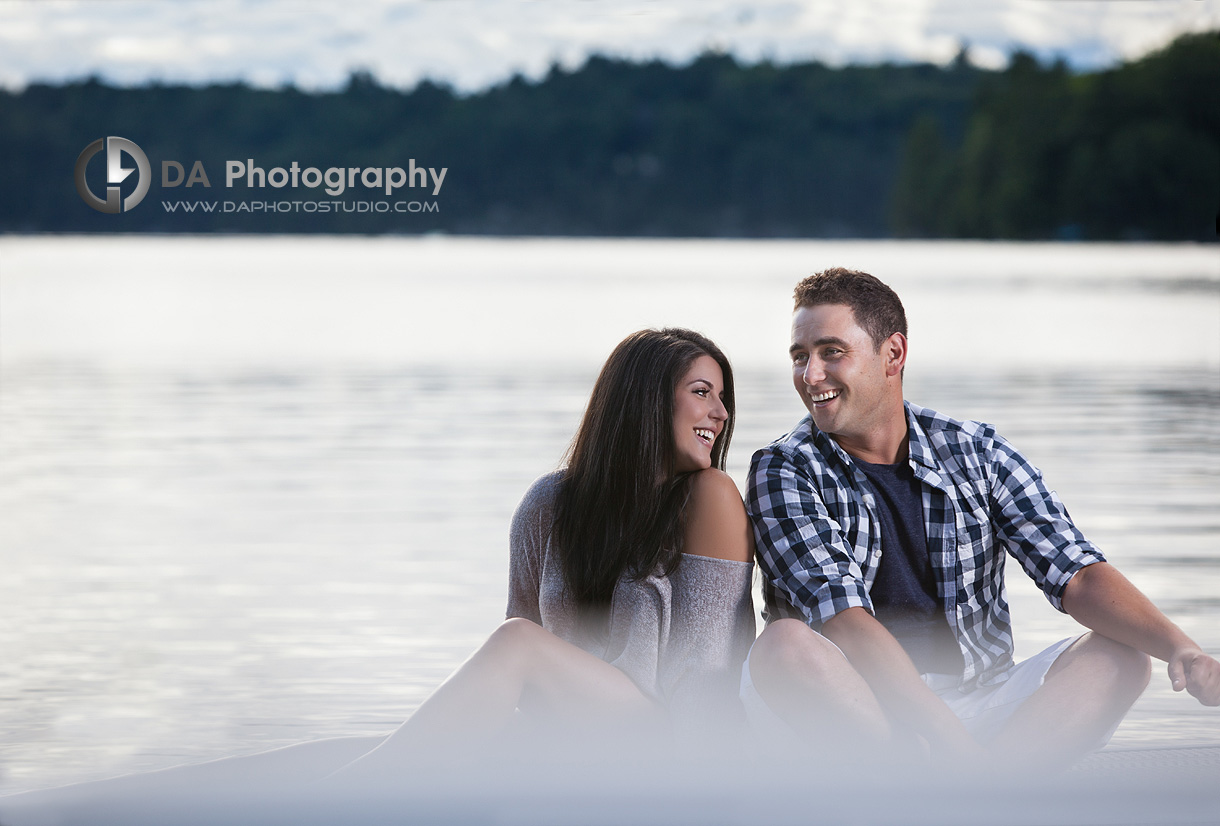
[551,328,736,607]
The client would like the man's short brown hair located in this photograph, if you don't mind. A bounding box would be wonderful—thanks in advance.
[793,267,908,351]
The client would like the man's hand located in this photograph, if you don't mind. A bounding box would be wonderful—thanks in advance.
[1168,648,1220,706]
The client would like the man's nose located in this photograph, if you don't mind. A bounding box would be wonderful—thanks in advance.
[802,361,825,385]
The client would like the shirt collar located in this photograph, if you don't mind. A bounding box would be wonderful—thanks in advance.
[903,401,951,491]
[803,414,854,472]
[904,401,938,471]
[802,402,941,477]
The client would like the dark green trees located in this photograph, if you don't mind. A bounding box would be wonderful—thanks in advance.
[890,32,1219,240]
[3,31,1215,238]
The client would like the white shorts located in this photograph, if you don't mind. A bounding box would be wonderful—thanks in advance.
[740,632,1111,749]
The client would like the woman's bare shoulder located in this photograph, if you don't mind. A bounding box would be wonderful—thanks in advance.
[682,468,753,563]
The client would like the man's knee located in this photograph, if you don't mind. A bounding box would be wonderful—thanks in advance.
[748,618,890,744]
[750,618,846,687]
[1065,632,1152,697]
[1109,638,1152,694]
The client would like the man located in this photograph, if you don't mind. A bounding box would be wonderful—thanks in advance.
[743,267,1219,766]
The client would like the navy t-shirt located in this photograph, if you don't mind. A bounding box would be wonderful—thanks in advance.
[853,456,964,676]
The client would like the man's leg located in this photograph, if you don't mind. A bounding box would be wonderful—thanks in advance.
[746,618,892,750]
[988,631,1150,768]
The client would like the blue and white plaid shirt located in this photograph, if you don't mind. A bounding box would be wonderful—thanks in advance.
[747,401,1105,689]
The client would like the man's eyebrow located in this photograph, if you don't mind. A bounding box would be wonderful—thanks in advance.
[790,336,850,354]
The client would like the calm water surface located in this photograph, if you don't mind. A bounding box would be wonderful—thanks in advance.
[1,237,1217,791]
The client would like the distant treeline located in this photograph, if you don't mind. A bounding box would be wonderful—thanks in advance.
[3,31,1216,239]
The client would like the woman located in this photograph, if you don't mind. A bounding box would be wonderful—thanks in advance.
[0,328,755,821]
[330,327,756,780]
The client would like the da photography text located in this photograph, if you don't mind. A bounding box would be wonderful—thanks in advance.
[75,136,447,216]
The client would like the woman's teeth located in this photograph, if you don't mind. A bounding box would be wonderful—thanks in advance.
[695,428,715,443]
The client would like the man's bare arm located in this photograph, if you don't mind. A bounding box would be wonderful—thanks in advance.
[822,607,984,758]
[1062,562,1220,706]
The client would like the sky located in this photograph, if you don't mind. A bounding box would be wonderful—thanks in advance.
[1,0,1218,93]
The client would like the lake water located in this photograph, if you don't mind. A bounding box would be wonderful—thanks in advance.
[1,236,1218,792]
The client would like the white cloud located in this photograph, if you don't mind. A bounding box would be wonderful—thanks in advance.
[97,35,190,65]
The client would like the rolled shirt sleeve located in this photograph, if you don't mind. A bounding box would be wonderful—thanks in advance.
[985,430,1106,612]
[748,443,872,627]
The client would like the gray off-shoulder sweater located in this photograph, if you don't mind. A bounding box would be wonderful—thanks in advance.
[506,471,757,729]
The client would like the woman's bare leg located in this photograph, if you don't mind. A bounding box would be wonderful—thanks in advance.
[328,617,657,781]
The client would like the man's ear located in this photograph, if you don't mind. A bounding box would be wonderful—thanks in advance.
[884,332,908,378]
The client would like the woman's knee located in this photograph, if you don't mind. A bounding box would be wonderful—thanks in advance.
[482,618,547,662]
[486,618,610,678]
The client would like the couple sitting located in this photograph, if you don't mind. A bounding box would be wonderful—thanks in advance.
[6,267,1218,810]
[340,266,1218,780]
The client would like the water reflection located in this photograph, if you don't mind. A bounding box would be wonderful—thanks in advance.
[1,357,1217,791]
[2,235,1218,791]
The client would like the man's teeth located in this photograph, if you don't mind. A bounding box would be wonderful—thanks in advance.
[810,390,840,402]
[695,428,715,441]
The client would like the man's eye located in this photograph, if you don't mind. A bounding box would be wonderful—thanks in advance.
[792,353,808,365]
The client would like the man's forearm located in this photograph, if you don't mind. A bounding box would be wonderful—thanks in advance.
[1063,561,1220,705]
[822,607,980,757]
[1062,562,1192,661]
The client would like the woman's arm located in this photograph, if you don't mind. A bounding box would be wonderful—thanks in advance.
[658,469,756,733]
[506,472,561,624]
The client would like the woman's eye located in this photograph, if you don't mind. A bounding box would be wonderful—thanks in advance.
[694,388,710,397]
